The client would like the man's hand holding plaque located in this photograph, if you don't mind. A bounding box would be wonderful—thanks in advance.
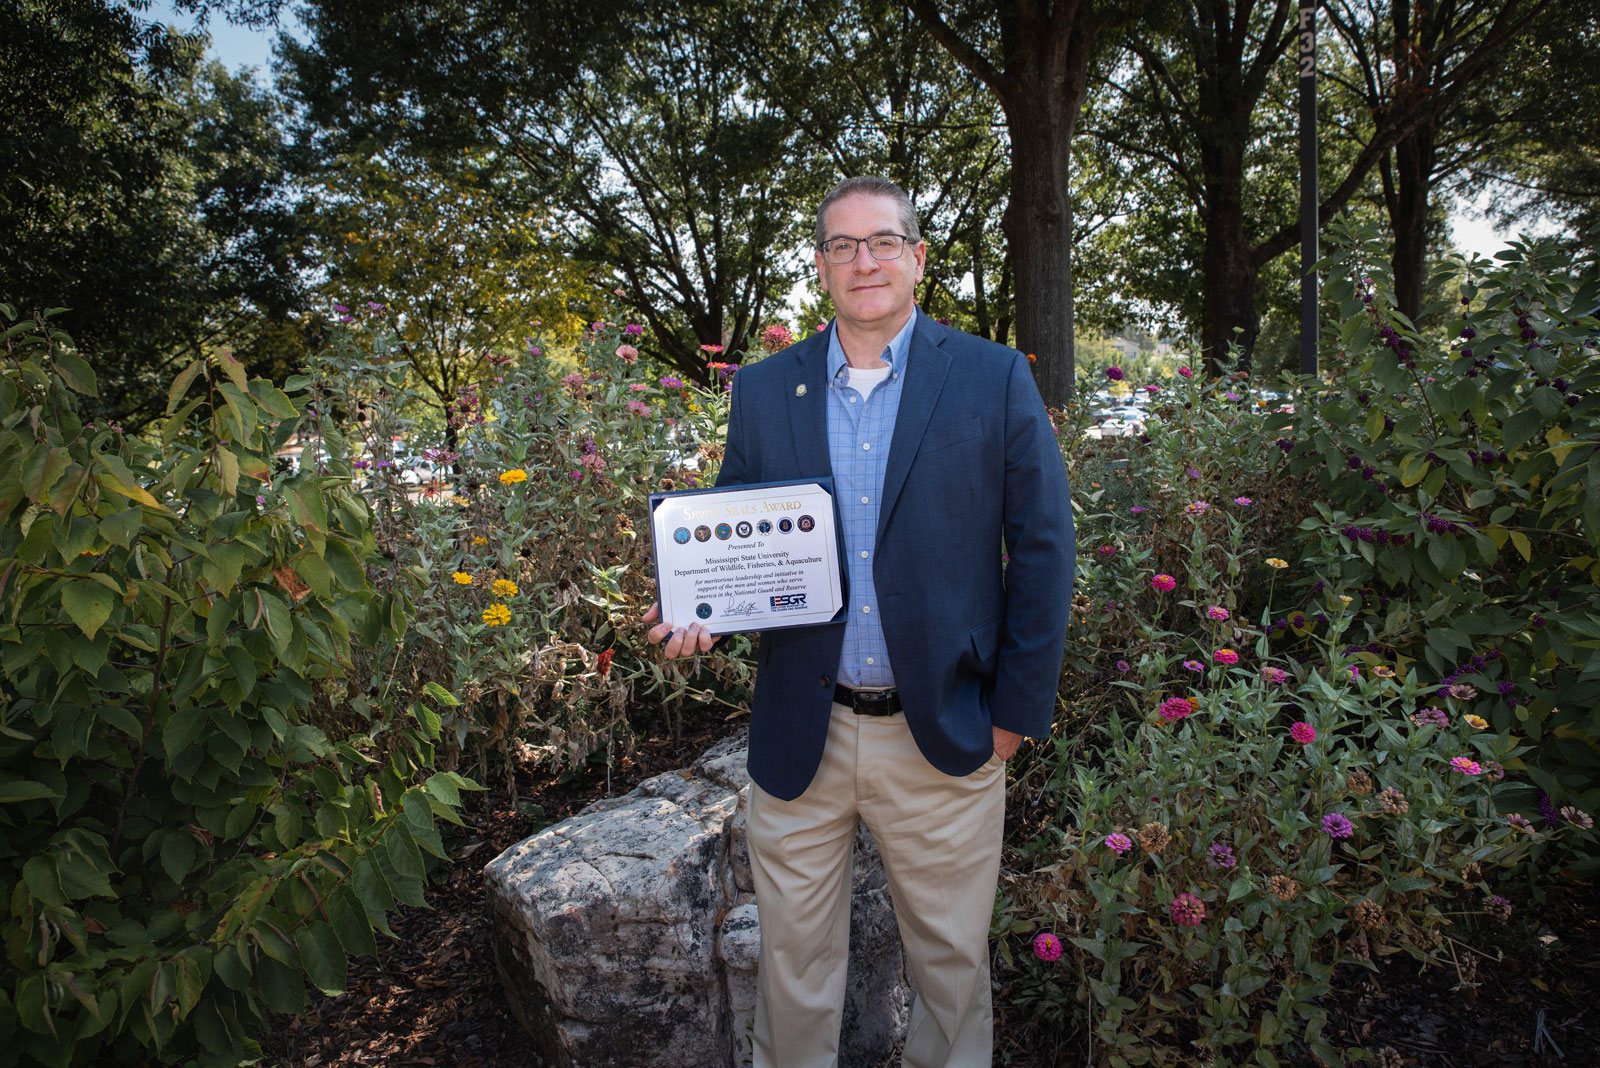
[646,479,844,640]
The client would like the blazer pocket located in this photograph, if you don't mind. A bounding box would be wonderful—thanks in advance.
[922,416,983,454]
[969,616,1003,668]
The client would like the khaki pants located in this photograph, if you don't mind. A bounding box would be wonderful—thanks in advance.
[746,701,1006,1068]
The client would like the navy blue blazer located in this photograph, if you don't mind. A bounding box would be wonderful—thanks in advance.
[715,311,1075,800]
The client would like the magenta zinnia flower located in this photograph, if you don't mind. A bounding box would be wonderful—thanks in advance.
[1177,366,1194,378]
[1032,931,1063,962]
[1104,832,1133,854]
[1106,366,1125,381]
[1450,756,1482,775]
[1151,573,1177,591]
[1183,659,1203,673]
[1213,648,1239,665]
[1290,721,1316,744]
[1207,843,1236,870]
[1170,892,1206,926]
[1206,606,1230,621]
[1264,667,1290,685]
[1159,697,1196,722]
[1321,812,1355,839]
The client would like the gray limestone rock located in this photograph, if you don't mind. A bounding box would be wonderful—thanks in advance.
[483,729,911,1067]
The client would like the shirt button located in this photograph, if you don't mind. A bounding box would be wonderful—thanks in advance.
[860,496,869,504]
[818,676,831,688]
[862,442,871,451]
[862,605,871,614]
[866,657,875,665]
[860,550,869,558]
[850,396,858,403]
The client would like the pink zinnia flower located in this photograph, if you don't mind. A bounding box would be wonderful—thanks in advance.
[1233,496,1253,506]
[616,344,639,362]
[1177,366,1193,378]
[1097,544,1117,557]
[1170,892,1206,927]
[561,372,585,390]
[1213,648,1239,665]
[1130,505,1146,514]
[1151,573,1177,591]
[1032,932,1063,962]
[626,400,652,416]
[1145,384,1160,395]
[1450,756,1482,775]
[1104,832,1133,854]
[1263,667,1290,685]
[1321,812,1355,838]
[1185,500,1211,515]
[1159,697,1196,722]
[1206,606,1230,621]
[1183,659,1203,673]
[1290,721,1316,744]
[629,383,648,392]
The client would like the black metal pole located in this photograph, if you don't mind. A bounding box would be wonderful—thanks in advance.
[1298,2,1319,376]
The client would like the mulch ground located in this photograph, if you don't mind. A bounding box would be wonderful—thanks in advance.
[261,712,1599,1068]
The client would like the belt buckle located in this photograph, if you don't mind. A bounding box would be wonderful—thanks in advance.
[853,687,896,716]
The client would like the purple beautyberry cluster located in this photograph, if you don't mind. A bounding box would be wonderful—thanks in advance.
[1438,648,1502,689]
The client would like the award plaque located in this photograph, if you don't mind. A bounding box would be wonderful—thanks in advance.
[648,479,845,635]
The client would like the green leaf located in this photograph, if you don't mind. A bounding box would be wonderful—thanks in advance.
[326,885,378,959]
[255,956,306,1015]
[283,479,328,532]
[22,444,70,502]
[54,349,98,395]
[294,922,349,995]
[160,832,197,884]
[0,781,62,803]
[99,506,144,548]
[222,645,257,697]
[323,538,368,590]
[380,827,427,906]
[61,581,115,640]
[215,349,249,393]
[167,361,204,415]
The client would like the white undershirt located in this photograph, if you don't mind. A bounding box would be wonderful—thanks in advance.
[841,362,892,395]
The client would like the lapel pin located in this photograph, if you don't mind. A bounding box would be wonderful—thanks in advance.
[795,384,807,397]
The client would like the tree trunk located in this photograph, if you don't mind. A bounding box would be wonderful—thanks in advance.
[1389,125,1435,322]
[1199,182,1260,372]
[1004,90,1080,406]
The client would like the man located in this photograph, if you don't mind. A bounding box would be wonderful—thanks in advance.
[644,176,1074,1067]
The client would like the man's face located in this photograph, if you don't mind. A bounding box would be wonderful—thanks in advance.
[815,194,926,334]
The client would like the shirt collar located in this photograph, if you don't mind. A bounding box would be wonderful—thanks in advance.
[827,307,918,381]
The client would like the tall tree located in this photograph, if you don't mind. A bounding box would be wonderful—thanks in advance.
[306,150,589,435]
[2,0,309,425]
[284,0,817,384]
[1325,0,1555,320]
[906,0,1146,405]
[722,0,1018,341]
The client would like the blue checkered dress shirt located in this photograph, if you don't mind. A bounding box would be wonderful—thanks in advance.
[827,312,916,689]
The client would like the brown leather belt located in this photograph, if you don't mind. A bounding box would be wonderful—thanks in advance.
[834,685,902,716]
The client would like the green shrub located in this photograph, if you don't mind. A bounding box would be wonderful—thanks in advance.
[1284,220,1600,827]
[302,313,758,780]
[0,307,472,1067]
[1011,613,1584,1067]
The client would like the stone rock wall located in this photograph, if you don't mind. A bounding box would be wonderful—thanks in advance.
[483,732,911,1067]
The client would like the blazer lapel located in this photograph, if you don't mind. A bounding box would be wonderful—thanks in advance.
[878,311,952,537]
[787,328,833,478]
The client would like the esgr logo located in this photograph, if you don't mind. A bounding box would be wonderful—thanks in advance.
[769,593,808,610]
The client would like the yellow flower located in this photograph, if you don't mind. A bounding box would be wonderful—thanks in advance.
[471,536,488,546]
[1339,594,1353,606]
[1266,558,1288,569]
[1465,714,1489,730]
[1373,665,1395,678]
[451,495,471,506]
[499,468,528,485]
[482,603,511,626]
[451,572,473,585]
[492,579,519,598]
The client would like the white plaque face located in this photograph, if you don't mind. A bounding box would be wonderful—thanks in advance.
[648,480,844,635]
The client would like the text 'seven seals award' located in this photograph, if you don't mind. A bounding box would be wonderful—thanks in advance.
[648,479,844,635]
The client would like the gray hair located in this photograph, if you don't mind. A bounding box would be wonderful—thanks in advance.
[814,176,922,247]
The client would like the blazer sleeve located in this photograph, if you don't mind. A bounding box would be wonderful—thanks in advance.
[987,353,1075,737]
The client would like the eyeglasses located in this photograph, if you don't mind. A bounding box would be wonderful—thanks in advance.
[818,234,912,265]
